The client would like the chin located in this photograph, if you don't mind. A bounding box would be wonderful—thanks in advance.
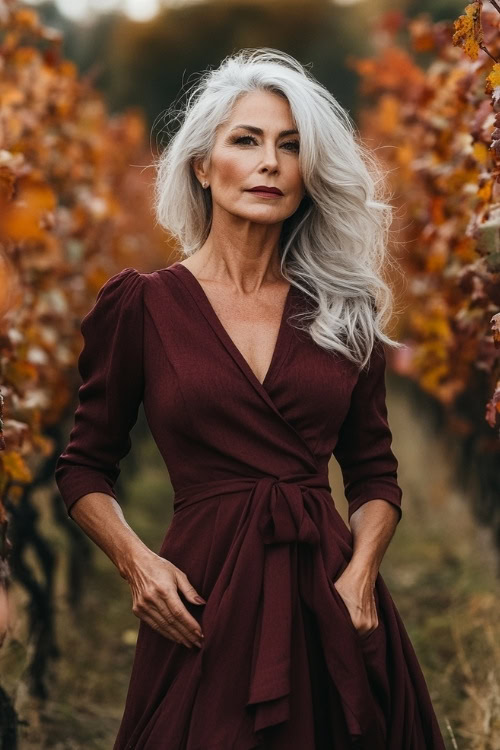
[244,213,285,225]
[232,205,289,223]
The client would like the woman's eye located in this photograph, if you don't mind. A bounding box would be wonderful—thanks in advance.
[233,136,299,152]
[234,135,258,145]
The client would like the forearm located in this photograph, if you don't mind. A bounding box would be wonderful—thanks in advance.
[347,498,400,584]
[69,492,153,580]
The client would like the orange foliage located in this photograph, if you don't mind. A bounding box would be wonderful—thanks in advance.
[349,2,500,438]
[0,0,170,590]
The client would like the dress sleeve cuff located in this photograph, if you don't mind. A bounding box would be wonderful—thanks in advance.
[56,466,118,518]
[347,482,403,523]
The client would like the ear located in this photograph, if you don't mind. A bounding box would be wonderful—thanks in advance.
[192,156,208,187]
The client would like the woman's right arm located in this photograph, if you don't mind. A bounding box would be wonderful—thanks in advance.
[55,268,204,648]
[69,490,204,649]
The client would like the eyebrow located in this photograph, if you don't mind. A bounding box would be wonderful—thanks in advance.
[230,124,299,138]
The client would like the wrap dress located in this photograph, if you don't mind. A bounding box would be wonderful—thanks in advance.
[55,262,446,750]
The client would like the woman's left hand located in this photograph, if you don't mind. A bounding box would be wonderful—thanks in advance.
[333,566,378,638]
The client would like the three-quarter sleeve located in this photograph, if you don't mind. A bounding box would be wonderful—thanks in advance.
[333,341,403,524]
[55,267,145,519]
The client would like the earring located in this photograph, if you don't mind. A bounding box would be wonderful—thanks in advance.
[202,181,208,188]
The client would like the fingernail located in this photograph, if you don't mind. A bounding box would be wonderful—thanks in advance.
[195,595,206,604]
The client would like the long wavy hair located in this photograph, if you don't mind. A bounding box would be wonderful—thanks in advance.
[152,48,403,369]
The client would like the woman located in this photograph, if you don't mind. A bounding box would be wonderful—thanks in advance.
[55,49,446,749]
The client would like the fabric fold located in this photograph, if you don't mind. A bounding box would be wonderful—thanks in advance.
[172,473,387,749]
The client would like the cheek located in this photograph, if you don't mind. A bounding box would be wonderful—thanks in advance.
[213,152,249,184]
[286,161,303,188]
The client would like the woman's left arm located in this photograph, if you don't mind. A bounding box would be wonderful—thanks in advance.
[332,341,402,635]
[349,498,401,584]
[334,499,400,636]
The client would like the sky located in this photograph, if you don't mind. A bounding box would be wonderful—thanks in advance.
[25,0,361,23]
[25,0,193,22]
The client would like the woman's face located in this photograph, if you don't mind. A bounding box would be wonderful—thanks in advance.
[195,89,306,225]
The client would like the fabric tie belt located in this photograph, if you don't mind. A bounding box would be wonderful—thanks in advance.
[173,472,386,748]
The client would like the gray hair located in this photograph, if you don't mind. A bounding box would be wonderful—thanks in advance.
[152,48,403,369]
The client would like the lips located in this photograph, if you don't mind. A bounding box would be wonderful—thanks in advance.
[247,186,283,195]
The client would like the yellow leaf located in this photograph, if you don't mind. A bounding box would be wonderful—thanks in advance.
[477,179,492,202]
[31,433,54,457]
[485,62,500,94]
[473,142,489,166]
[452,2,483,60]
[1,452,32,483]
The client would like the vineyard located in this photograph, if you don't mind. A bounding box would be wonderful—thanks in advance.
[350,2,500,545]
[0,0,169,741]
[0,0,499,747]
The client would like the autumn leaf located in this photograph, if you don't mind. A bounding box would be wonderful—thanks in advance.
[0,451,32,483]
[453,2,483,60]
[485,61,500,94]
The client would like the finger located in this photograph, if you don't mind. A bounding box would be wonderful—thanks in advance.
[132,593,198,647]
[151,605,197,646]
[163,587,205,639]
[135,609,192,648]
[162,603,203,646]
[176,570,206,606]
[153,592,203,645]
[148,597,200,645]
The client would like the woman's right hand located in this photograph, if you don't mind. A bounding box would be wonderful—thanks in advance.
[124,550,206,648]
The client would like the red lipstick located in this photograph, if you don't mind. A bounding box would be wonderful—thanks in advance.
[246,186,283,196]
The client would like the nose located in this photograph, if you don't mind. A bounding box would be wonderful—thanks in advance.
[259,142,279,173]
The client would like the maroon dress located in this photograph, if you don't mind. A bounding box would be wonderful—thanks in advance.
[55,263,446,750]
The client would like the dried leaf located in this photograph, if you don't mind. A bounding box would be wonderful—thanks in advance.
[452,2,483,60]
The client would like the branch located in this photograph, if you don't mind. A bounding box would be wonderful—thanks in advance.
[480,43,499,62]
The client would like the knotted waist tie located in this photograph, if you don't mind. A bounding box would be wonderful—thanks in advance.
[173,472,386,748]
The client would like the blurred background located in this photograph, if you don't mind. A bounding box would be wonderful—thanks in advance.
[0,0,499,747]
[18,0,468,127]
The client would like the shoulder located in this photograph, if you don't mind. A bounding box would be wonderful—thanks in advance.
[95,267,145,304]
[77,270,146,387]
[350,339,387,387]
[82,268,147,334]
[91,265,186,317]
[93,265,189,316]
[132,264,189,308]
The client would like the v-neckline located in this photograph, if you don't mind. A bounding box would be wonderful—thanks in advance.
[170,261,295,390]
